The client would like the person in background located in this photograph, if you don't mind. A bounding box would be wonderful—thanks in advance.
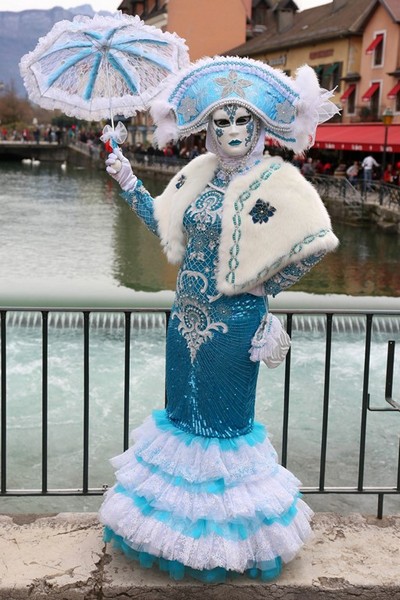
[346,160,359,186]
[301,157,315,178]
[314,159,324,174]
[383,163,393,184]
[361,154,379,191]
[392,166,399,186]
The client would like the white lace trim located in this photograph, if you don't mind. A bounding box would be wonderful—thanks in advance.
[99,492,313,571]
[114,456,301,521]
[111,415,279,485]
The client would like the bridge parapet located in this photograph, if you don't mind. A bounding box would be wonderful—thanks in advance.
[0,141,68,162]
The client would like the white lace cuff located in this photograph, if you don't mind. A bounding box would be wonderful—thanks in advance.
[249,313,291,369]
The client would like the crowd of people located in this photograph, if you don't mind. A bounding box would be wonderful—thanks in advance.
[0,124,101,146]
[130,144,400,189]
[345,156,400,188]
[293,154,400,188]
[2,124,399,189]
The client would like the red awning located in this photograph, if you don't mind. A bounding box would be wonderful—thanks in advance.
[388,81,400,99]
[313,123,400,153]
[366,34,383,54]
[362,82,380,101]
[340,84,356,102]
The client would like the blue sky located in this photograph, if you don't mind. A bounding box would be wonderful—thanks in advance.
[7,1,332,13]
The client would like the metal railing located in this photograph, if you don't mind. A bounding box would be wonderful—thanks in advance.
[0,307,399,518]
[309,174,400,211]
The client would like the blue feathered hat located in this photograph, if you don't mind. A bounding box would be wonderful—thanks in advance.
[150,55,339,153]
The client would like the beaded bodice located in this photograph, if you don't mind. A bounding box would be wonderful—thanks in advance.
[171,175,265,365]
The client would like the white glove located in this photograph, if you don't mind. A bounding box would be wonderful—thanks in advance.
[105,147,137,192]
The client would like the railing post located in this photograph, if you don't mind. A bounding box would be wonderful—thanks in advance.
[123,312,131,452]
[0,311,6,494]
[358,314,373,491]
[281,313,293,468]
[164,311,171,409]
[319,313,333,491]
[397,438,400,492]
[83,311,90,494]
[42,311,49,494]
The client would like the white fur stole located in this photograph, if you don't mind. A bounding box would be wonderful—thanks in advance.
[153,154,339,295]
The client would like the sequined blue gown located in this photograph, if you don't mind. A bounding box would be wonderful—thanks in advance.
[99,168,314,582]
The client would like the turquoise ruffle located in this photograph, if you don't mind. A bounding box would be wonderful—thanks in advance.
[114,483,299,541]
[104,526,282,582]
[152,409,267,449]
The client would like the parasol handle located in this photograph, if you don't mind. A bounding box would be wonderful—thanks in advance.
[100,122,128,171]
[101,121,127,145]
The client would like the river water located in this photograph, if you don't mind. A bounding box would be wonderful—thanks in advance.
[0,160,399,516]
[1,160,399,300]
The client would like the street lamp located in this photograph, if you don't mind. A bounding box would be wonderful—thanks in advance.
[381,107,394,176]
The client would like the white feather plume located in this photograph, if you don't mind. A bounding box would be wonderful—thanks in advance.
[290,64,340,154]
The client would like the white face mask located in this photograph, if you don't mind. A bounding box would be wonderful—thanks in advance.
[210,105,257,157]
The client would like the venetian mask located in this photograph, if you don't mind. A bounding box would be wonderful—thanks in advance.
[210,104,258,157]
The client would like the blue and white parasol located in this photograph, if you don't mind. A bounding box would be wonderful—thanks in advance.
[19,12,189,145]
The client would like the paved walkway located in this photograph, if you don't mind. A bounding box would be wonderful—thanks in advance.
[0,512,399,599]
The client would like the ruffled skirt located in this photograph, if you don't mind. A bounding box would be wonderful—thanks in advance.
[99,409,313,582]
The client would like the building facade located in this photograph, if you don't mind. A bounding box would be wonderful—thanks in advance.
[118,0,252,60]
[228,0,400,126]
[117,0,254,146]
[117,0,400,151]
[356,1,400,122]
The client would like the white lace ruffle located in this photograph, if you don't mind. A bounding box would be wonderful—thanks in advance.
[114,455,301,521]
[100,411,313,573]
[119,414,278,485]
[99,491,313,572]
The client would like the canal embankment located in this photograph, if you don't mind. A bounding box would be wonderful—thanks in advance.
[125,158,400,234]
[324,194,400,233]
[4,139,398,233]
[0,511,399,599]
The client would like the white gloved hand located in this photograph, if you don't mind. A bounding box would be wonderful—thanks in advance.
[105,147,137,191]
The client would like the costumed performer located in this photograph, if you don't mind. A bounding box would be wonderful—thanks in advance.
[99,55,340,582]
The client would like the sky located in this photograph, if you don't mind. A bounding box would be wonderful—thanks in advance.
[5,0,332,13]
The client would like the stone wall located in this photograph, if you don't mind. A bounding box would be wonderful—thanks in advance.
[324,196,400,234]
[0,512,399,599]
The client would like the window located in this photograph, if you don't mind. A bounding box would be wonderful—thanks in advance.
[321,62,342,90]
[341,85,356,114]
[313,65,323,81]
[362,82,380,119]
[388,81,400,112]
[332,63,342,89]
[347,88,356,115]
[365,33,384,67]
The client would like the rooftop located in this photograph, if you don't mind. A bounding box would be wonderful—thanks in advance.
[228,0,377,57]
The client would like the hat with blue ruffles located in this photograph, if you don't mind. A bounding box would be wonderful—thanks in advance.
[150,55,339,153]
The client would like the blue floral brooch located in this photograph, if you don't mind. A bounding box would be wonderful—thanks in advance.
[249,199,276,224]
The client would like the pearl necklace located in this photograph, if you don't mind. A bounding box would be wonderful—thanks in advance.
[209,159,262,191]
